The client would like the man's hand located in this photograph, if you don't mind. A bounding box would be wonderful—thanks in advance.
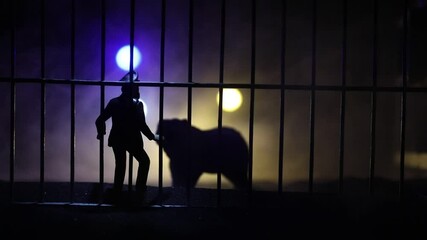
[96,133,104,140]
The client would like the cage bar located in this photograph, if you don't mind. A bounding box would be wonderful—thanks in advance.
[217,0,226,207]
[278,0,287,194]
[70,0,76,203]
[399,0,409,200]
[369,0,379,195]
[39,0,46,203]
[99,0,107,204]
[338,0,348,195]
[247,0,257,205]
[308,0,317,193]
[157,0,166,197]
[186,0,194,206]
[9,0,16,202]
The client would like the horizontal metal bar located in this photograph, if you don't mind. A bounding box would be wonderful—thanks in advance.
[12,201,188,208]
[3,77,427,92]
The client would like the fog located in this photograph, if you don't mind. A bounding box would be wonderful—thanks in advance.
[0,0,426,193]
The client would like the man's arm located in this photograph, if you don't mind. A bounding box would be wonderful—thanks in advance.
[95,102,112,139]
[135,100,158,141]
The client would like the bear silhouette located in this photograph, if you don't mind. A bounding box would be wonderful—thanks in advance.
[156,119,249,190]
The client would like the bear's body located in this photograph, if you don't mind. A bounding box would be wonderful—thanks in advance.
[156,119,249,190]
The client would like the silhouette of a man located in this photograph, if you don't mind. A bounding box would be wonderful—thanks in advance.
[95,71,159,204]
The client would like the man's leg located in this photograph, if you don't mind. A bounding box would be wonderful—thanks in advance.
[130,146,150,196]
[112,146,127,197]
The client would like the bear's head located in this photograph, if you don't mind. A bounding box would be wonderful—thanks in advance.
[156,119,191,142]
[155,119,195,156]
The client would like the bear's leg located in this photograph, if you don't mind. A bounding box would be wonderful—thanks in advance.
[171,171,201,189]
[171,171,187,189]
[189,171,202,188]
[223,170,248,190]
[170,157,189,188]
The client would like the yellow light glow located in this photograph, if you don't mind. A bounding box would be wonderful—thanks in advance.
[216,88,243,112]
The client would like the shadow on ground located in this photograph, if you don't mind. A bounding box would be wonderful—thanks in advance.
[0,179,426,239]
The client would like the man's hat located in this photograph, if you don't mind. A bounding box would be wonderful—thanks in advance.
[120,71,139,95]
[120,70,139,82]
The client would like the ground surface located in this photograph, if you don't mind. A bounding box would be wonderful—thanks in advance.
[0,180,426,239]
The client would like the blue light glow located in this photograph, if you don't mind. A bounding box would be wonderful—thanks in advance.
[115,45,142,71]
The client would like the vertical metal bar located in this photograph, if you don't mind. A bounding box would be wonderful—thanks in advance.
[128,0,136,193]
[278,0,287,194]
[308,0,317,193]
[70,0,76,203]
[9,0,16,203]
[399,0,409,201]
[248,0,257,204]
[70,88,75,203]
[128,153,133,193]
[9,87,15,202]
[369,0,378,196]
[338,0,347,195]
[217,0,226,207]
[129,0,135,74]
[39,0,46,203]
[99,0,106,203]
[186,0,194,206]
[158,0,166,197]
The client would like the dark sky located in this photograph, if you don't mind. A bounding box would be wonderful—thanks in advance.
[0,0,426,192]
